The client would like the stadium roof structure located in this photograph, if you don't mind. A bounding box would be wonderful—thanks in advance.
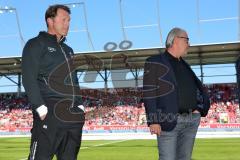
[0,41,240,75]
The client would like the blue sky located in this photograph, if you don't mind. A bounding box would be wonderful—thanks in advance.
[0,0,239,92]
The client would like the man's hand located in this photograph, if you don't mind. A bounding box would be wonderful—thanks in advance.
[77,105,85,113]
[36,105,48,121]
[149,124,161,136]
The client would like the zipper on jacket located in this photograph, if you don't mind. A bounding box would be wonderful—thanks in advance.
[42,77,48,85]
[59,44,75,108]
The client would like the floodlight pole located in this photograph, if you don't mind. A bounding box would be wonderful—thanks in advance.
[14,9,25,47]
[119,0,128,40]
[119,0,163,46]
[196,0,201,43]
[156,0,163,46]
[238,0,240,41]
[64,2,95,50]
[0,7,25,47]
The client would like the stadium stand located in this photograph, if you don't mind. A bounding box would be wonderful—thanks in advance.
[0,42,240,135]
[0,83,240,134]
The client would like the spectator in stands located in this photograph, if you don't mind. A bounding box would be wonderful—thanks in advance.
[143,27,210,160]
[22,4,85,160]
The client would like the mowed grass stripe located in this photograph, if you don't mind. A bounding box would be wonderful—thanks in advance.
[0,137,239,160]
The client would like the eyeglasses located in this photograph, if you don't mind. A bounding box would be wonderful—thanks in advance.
[177,36,189,41]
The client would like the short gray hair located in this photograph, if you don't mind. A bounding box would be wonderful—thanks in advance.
[165,27,187,48]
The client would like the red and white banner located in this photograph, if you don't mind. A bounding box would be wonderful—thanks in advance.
[199,123,240,129]
[84,123,240,130]
[2,124,240,132]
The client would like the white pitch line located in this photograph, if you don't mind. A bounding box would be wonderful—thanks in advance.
[81,139,129,150]
[18,139,129,160]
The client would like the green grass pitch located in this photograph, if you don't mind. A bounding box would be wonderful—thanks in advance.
[0,137,240,160]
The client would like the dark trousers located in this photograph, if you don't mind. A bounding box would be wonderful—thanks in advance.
[28,114,83,160]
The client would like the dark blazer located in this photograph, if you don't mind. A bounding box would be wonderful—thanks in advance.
[143,51,210,131]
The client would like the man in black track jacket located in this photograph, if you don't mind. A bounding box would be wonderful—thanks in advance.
[22,4,85,160]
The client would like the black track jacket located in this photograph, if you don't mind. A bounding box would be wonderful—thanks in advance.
[22,32,84,123]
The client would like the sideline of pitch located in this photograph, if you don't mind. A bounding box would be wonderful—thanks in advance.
[1,131,240,139]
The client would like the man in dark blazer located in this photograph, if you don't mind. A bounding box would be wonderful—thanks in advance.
[143,27,210,160]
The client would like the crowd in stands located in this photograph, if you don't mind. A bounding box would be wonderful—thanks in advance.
[0,94,32,131]
[201,84,240,124]
[85,105,145,126]
[0,84,240,131]
[79,88,142,107]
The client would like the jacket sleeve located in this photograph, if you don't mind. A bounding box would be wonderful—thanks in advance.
[196,80,210,117]
[22,39,45,111]
[70,48,84,106]
[184,60,210,117]
[143,57,159,126]
[73,70,84,106]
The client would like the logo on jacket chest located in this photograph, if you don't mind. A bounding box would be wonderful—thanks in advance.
[48,47,56,53]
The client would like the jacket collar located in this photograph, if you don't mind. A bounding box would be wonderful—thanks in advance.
[39,31,66,44]
[165,50,182,62]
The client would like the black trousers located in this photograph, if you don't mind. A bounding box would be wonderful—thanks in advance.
[28,114,84,160]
